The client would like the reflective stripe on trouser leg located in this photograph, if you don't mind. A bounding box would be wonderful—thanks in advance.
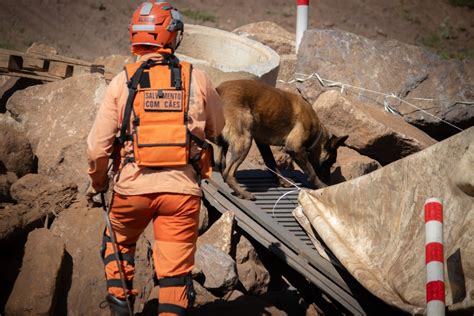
[101,231,138,299]
[158,275,195,315]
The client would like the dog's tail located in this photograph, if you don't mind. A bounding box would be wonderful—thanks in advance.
[213,134,228,173]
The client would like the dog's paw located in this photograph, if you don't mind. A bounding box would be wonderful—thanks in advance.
[315,182,328,189]
[240,192,256,201]
[278,178,293,188]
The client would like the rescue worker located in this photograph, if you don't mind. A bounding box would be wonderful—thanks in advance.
[86,1,224,315]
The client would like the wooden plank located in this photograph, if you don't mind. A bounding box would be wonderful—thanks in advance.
[1,71,56,82]
[0,52,9,68]
[0,48,91,66]
[73,64,94,76]
[48,61,73,77]
[23,56,46,70]
[0,48,106,81]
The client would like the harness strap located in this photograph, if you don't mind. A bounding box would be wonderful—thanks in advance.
[103,253,135,267]
[158,275,193,288]
[101,233,136,268]
[188,133,207,184]
[123,156,135,165]
[102,233,137,248]
[158,303,186,315]
[157,274,194,315]
[118,59,156,144]
[168,55,182,89]
[107,279,134,289]
[188,132,208,150]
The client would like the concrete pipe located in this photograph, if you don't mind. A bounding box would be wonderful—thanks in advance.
[176,24,280,87]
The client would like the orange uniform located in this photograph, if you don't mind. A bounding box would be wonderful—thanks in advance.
[88,53,224,197]
[87,52,224,315]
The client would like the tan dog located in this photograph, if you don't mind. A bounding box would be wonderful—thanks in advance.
[215,79,348,200]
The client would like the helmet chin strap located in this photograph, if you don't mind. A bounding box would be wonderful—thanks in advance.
[174,31,183,51]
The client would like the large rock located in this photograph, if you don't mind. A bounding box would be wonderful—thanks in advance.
[452,145,474,197]
[235,233,270,295]
[276,54,297,82]
[0,172,17,202]
[298,127,474,313]
[194,244,238,292]
[198,201,209,235]
[330,146,381,184]
[0,76,41,114]
[193,281,218,308]
[297,29,474,139]
[0,114,34,177]
[1,76,19,113]
[0,174,9,202]
[5,228,65,316]
[276,54,299,95]
[313,90,437,165]
[94,54,134,78]
[1,76,17,98]
[26,42,58,55]
[233,21,296,56]
[233,22,297,94]
[0,174,77,245]
[50,205,109,316]
[10,173,77,207]
[6,73,107,192]
[197,211,234,254]
[0,204,28,246]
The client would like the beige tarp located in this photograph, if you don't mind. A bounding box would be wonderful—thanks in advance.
[298,127,473,314]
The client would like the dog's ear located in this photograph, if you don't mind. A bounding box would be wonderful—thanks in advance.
[328,134,348,149]
[336,135,349,147]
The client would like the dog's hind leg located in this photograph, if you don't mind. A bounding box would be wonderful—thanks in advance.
[214,135,228,172]
[255,142,292,188]
[223,135,256,200]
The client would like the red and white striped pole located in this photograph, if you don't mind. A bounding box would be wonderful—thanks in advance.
[424,198,445,316]
[296,0,309,53]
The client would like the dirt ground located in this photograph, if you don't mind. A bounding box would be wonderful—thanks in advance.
[0,0,473,61]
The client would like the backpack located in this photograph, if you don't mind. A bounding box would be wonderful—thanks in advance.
[117,56,213,181]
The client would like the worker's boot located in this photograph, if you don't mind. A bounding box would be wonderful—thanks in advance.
[106,294,134,316]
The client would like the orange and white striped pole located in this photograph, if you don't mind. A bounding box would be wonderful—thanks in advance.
[424,198,445,316]
[296,0,309,53]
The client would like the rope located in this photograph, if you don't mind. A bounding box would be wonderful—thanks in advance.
[278,72,472,132]
[271,189,300,219]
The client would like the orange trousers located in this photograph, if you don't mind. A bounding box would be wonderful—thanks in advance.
[102,192,200,315]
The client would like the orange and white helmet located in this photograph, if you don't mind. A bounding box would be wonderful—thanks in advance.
[129,1,184,54]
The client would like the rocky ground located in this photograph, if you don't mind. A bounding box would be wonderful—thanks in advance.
[0,0,473,315]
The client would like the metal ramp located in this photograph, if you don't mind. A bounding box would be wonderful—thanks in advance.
[201,165,367,315]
